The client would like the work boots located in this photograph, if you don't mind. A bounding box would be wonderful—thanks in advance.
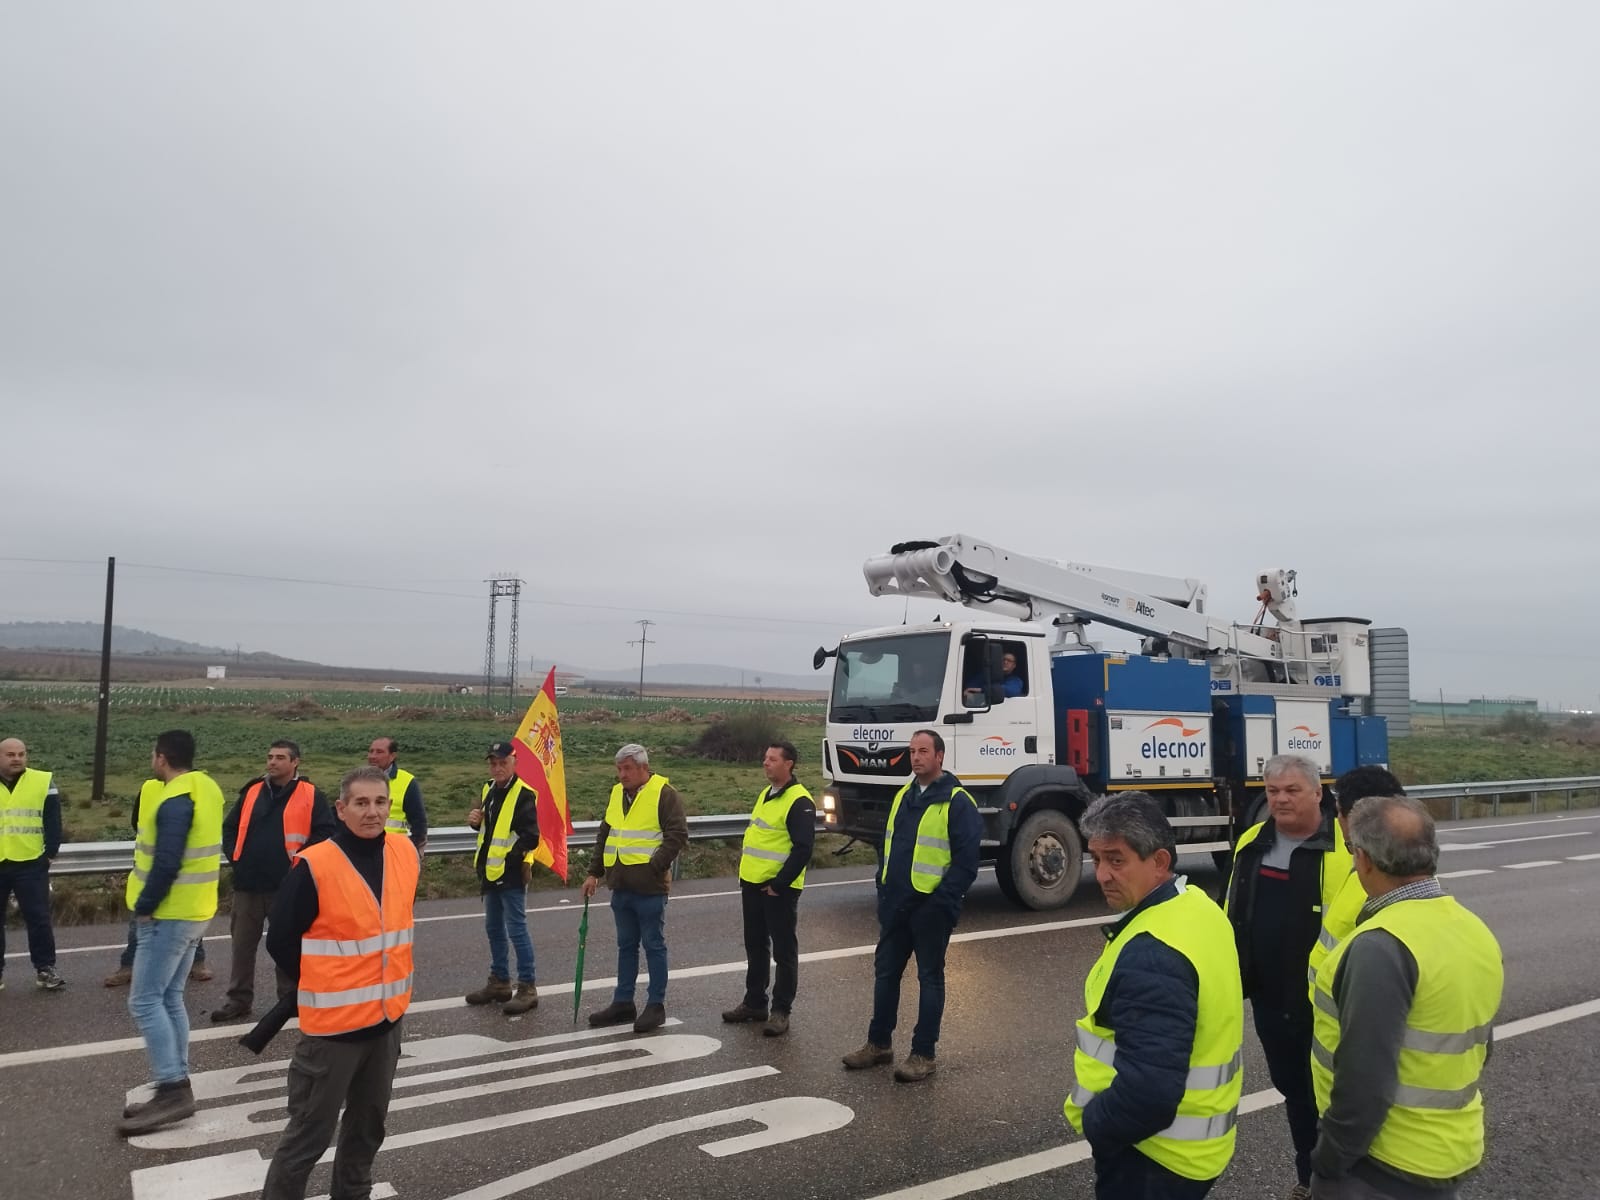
[587,1000,638,1027]
[720,1002,769,1024]
[117,1079,196,1136]
[894,1054,938,1083]
[104,965,134,988]
[632,1004,666,1034]
[841,1042,894,1070]
[502,982,539,1016]
[762,1012,790,1038]
[465,975,512,1006]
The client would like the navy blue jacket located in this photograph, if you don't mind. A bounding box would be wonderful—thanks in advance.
[1081,878,1201,1158]
[877,770,983,922]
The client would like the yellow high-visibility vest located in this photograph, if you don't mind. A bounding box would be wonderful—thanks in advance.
[739,781,811,889]
[1311,894,1503,1181]
[125,771,225,922]
[385,768,417,835]
[603,775,668,867]
[1064,881,1244,1181]
[0,768,51,862]
[477,779,535,882]
[880,780,976,893]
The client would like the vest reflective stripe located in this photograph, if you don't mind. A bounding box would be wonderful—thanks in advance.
[1311,894,1503,1180]
[234,779,316,861]
[385,769,416,834]
[739,781,811,889]
[477,779,533,882]
[1226,818,1352,919]
[603,776,668,867]
[296,834,420,1035]
[1064,881,1244,1181]
[1308,868,1367,993]
[880,782,974,894]
[125,772,226,921]
[0,770,50,861]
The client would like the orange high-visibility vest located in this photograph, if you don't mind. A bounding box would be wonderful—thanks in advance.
[295,834,420,1036]
[233,779,316,861]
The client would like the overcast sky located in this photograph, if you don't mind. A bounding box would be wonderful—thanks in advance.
[4,4,1596,704]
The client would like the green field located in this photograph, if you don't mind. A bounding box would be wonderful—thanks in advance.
[4,687,1599,923]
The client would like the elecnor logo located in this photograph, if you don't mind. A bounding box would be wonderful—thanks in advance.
[978,736,1018,757]
[1285,724,1325,752]
[851,727,894,742]
[1140,716,1208,760]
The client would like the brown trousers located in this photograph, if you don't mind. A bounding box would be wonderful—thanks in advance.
[225,888,294,1010]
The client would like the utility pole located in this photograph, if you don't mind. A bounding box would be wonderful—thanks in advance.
[91,556,115,803]
[483,574,523,710]
[629,619,655,699]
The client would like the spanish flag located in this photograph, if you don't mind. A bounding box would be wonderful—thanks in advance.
[511,668,574,881]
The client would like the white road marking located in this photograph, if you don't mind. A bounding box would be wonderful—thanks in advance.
[128,1066,778,1200]
[1437,869,1495,879]
[1502,861,1561,870]
[1439,831,1591,852]
[132,1033,728,1150]
[0,913,1115,1070]
[1568,853,1600,862]
[864,993,1600,1199]
[441,1097,855,1199]
[1439,812,1600,835]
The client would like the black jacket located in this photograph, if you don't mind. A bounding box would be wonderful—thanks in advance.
[221,776,337,893]
[471,778,540,891]
[1223,809,1342,1014]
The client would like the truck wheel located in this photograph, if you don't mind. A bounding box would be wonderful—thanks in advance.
[1008,809,1083,911]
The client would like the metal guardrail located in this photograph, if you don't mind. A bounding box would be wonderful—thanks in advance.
[45,777,1600,875]
[49,813,794,876]
[1406,776,1600,822]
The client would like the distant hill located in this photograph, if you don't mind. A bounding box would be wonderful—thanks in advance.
[552,660,824,692]
[0,621,228,656]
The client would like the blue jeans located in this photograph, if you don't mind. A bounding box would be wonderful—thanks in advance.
[122,916,206,968]
[484,885,536,984]
[610,890,668,1006]
[867,895,954,1058]
[128,917,206,1084]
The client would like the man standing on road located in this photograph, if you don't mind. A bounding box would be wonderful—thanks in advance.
[842,728,981,1083]
[1065,792,1243,1199]
[104,777,213,988]
[722,740,815,1037]
[213,740,335,1022]
[463,741,541,1016]
[0,736,65,991]
[118,730,226,1136]
[582,743,689,1034]
[261,766,421,1200]
[1310,795,1503,1199]
[1307,767,1405,998]
[1223,753,1352,1200]
[367,736,428,851]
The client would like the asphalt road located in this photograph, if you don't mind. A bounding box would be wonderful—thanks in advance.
[2,809,1597,1200]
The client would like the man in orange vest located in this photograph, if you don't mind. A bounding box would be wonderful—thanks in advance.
[261,765,420,1200]
[213,739,335,1023]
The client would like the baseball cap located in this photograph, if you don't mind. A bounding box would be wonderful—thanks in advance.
[486,741,516,759]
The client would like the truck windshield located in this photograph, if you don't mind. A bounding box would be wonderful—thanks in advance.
[828,632,950,724]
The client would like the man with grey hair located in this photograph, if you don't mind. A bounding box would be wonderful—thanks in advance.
[581,744,689,1033]
[1065,792,1243,1198]
[1223,754,1351,1200]
[1309,796,1503,1199]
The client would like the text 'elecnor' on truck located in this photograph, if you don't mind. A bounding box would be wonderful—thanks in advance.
[813,534,1406,910]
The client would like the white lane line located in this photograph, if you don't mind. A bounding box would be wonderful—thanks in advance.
[865,994,1600,1200]
[1440,831,1591,852]
[0,908,1117,1070]
[1439,813,1600,835]
[1502,860,1561,870]
[1568,854,1600,862]
[1438,869,1495,879]
[12,870,883,966]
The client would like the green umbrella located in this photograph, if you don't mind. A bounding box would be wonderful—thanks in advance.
[572,893,590,1024]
